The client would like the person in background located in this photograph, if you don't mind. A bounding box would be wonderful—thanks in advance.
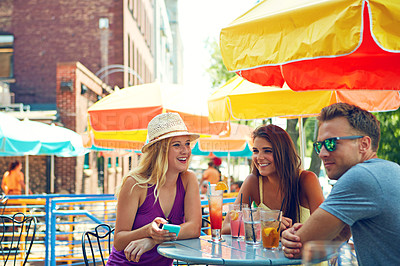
[222,124,324,235]
[107,113,202,265]
[200,181,208,194]
[282,103,400,266]
[230,181,243,193]
[199,180,209,200]
[1,160,31,195]
[200,161,220,185]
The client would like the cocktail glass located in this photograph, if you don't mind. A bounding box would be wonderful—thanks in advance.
[207,185,223,241]
[261,210,281,250]
[229,204,247,238]
[302,241,344,265]
[243,207,261,245]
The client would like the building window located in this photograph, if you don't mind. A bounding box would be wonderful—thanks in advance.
[128,0,133,11]
[99,18,109,29]
[0,35,14,79]
[84,153,90,169]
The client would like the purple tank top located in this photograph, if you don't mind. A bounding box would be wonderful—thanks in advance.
[107,174,185,266]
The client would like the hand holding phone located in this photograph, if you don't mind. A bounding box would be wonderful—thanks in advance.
[161,224,181,237]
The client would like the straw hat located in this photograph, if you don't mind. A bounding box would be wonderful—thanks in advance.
[141,113,200,153]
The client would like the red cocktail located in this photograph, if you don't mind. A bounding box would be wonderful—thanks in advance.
[207,187,223,241]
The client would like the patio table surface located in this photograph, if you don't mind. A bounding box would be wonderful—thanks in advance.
[158,235,302,265]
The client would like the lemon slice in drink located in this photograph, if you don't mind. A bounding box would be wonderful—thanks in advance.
[229,210,239,221]
[215,181,228,191]
[263,227,278,237]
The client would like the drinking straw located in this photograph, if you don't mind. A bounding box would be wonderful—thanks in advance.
[249,196,256,243]
[207,181,211,197]
[276,197,285,232]
[237,194,243,237]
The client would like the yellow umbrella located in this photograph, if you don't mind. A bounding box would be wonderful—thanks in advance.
[208,75,400,163]
[208,75,400,122]
[220,0,400,91]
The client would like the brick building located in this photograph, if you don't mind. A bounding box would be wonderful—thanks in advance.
[0,0,181,194]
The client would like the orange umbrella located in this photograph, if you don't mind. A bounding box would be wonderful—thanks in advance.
[87,83,227,150]
[220,0,400,91]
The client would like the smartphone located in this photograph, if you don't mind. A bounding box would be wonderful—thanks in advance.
[161,223,181,237]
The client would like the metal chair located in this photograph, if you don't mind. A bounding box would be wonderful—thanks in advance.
[0,212,37,266]
[82,223,115,266]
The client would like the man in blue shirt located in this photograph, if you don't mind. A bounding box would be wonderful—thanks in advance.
[282,103,400,266]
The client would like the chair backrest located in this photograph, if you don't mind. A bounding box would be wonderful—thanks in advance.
[0,212,37,266]
[82,223,115,266]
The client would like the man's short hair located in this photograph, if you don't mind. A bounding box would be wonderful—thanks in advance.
[318,103,381,151]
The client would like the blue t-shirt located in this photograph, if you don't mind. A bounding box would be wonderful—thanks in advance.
[320,158,400,266]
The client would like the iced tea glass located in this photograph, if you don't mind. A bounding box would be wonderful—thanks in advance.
[207,186,223,241]
[229,204,247,238]
[261,209,281,250]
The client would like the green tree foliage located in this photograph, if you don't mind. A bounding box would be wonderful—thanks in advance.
[375,109,400,164]
[205,38,235,88]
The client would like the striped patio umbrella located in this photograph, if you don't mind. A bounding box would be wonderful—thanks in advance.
[87,83,227,150]
[220,0,400,91]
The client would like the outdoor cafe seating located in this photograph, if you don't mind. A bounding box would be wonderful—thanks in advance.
[0,212,37,265]
[0,194,7,215]
[82,223,115,266]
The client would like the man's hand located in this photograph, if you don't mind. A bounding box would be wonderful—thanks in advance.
[281,223,303,259]
[124,238,156,262]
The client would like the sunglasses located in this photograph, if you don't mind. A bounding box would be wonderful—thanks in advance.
[313,136,364,155]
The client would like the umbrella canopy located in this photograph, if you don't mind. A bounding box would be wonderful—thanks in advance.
[208,75,400,165]
[0,113,40,154]
[0,112,87,194]
[220,0,400,91]
[0,113,85,156]
[192,142,252,157]
[208,75,400,122]
[194,123,253,154]
[87,83,227,150]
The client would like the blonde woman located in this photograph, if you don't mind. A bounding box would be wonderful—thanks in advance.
[107,113,202,265]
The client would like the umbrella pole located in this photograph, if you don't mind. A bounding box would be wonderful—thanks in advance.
[25,155,29,195]
[51,155,55,193]
[298,117,306,169]
[227,152,231,190]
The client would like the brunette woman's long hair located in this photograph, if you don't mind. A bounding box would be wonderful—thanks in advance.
[251,124,302,223]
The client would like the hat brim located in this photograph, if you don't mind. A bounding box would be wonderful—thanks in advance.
[141,132,200,153]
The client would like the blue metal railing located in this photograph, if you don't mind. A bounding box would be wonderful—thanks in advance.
[5,194,116,265]
[3,194,235,265]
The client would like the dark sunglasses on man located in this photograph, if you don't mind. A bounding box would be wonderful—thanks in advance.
[313,136,364,155]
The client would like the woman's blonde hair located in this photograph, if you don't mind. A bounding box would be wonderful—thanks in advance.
[115,137,183,202]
